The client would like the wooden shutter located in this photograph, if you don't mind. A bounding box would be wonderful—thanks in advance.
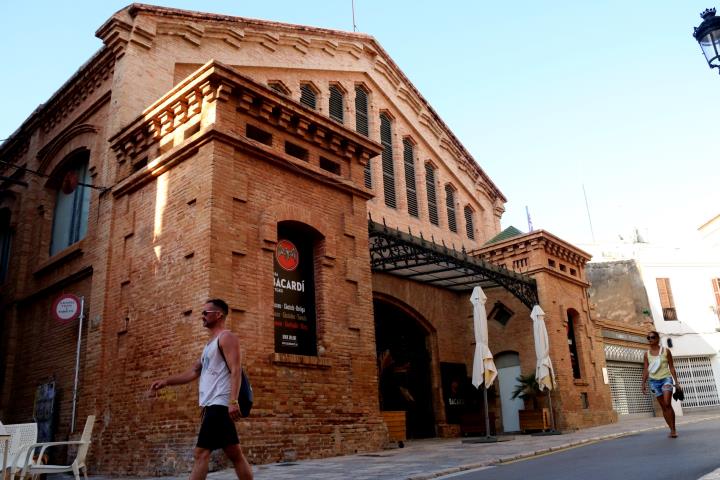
[355,86,369,136]
[712,278,720,308]
[464,206,475,239]
[380,113,396,208]
[329,85,344,123]
[425,164,439,226]
[403,139,418,217]
[656,278,677,320]
[300,84,316,110]
[445,184,457,233]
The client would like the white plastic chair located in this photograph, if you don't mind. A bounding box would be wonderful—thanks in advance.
[0,422,38,478]
[18,415,95,480]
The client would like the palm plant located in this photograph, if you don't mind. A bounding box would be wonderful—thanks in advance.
[510,372,542,410]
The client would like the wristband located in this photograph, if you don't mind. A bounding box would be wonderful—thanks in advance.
[230,399,239,406]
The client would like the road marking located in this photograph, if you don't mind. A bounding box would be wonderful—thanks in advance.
[436,466,496,478]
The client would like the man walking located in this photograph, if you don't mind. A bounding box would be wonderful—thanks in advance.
[150,299,253,480]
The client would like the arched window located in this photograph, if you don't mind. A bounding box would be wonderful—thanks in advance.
[380,113,396,208]
[403,139,418,218]
[464,205,475,239]
[567,309,582,379]
[300,83,317,110]
[445,184,457,233]
[425,163,439,226]
[329,85,344,124]
[50,151,91,255]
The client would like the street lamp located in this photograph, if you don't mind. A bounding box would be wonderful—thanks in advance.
[693,8,720,71]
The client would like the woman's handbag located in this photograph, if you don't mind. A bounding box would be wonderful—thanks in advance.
[672,386,684,402]
[648,347,664,374]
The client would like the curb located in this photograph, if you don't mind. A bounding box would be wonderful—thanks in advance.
[407,415,720,480]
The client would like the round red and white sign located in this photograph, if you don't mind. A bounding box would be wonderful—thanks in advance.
[52,294,81,323]
[275,239,299,271]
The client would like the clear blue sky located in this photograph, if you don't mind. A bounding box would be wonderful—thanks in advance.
[1,1,717,246]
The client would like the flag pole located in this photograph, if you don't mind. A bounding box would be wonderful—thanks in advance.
[70,296,85,433]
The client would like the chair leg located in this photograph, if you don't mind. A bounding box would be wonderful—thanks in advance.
[82,466,88,480]
[72,463,81,480]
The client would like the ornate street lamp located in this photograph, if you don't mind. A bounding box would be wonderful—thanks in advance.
[693,8,720,71]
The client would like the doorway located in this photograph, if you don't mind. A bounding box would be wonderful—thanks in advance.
[496,352,524,432]
[374,299,435,438]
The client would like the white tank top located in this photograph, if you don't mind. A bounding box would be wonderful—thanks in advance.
[198,331,231,407]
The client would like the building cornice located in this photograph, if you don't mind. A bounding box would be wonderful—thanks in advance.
[97,3,505,203]
[474,229,593,268]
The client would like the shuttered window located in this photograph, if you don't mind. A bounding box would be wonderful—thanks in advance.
[355,86,369,136]
[464,206,475,239]
[329,85,344,123]
[268,82,289,95]
[425,164,439,226]
[50,156,92,256]
[712,279,720,310]
[300,84,317,110]
[656,278,677,321]
[403,139,418,217]
[356,86,371,187]
[445,184,457,233]
[380,113,396,208]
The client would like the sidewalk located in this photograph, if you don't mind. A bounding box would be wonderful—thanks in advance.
[87,411,720,480]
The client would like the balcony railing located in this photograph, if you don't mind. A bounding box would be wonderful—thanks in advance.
[662,307,677,321]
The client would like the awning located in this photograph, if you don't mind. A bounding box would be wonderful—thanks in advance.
[368,220,538,308]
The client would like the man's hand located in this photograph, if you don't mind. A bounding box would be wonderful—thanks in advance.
[228,402,241,421]
[150,379,167,392]
[641,383,648,395]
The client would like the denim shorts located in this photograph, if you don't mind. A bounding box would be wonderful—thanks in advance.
[648,377,674,397]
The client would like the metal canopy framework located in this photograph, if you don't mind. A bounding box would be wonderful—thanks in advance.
[368,220,539,309]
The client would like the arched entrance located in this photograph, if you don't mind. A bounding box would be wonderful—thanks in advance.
[374,299,435,439]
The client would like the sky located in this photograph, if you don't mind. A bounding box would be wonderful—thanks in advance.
[1,1,718,247]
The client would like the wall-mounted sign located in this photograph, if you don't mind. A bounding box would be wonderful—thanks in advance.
[273,234,317,356]
[52,293,81,324]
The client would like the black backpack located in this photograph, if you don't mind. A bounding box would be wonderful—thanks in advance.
[217,335,253,417]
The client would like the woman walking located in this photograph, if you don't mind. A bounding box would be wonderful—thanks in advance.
[642,330,682,438]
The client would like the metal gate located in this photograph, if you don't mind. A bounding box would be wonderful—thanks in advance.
[674,356,720,408]
[606,361,655,415]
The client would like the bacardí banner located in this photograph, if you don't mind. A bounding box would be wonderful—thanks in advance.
[273,235,317,355]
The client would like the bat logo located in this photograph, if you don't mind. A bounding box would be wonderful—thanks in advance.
[276,239,299,271]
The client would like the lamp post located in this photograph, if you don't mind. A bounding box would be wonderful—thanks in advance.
[693,8,720,71]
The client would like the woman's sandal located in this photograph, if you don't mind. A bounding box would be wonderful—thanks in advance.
[669,432,678,438]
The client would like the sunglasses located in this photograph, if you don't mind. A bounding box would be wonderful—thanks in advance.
[202,310,221,317]
[646,335,658,340]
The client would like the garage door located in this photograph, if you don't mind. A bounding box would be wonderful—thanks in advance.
[606,361,655,415]
[674,356,720,408]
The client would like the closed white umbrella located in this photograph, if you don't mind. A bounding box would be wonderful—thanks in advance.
[471,286,497,388]
[467,286,497,442]
[531,305,554,392]
[530,305,559,434]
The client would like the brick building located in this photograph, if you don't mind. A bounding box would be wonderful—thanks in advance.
[0,4,614,475]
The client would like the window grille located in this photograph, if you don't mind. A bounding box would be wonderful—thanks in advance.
[673,356,720,408]
[464,206,475,239]
[403,139,418,217]
[355,86,369,136]
[445,184,457,232]
[425,164,439,226]
[606,362,655,415]
[380,113,396,208]
[50,156,91,256]
[329,85,344,124]
[300,84,316,110]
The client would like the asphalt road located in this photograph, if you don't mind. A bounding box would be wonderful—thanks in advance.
[439,418,720,480]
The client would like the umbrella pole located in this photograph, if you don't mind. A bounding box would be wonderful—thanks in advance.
[483,385,491,439]
[547,389,557,432]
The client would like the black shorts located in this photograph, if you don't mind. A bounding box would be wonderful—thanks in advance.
[197,405,239,450]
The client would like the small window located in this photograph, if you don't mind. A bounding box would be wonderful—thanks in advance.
[548,259,556,267]
[656,278,677,321]
[285,141,308,161]
[489,301,514,326]
[320,157,341,175]
[50,153,92,256]
[425,164,439,226]
[570,268,577,276]
[380,113,396,209]
[580,392,589,409]
[403,139,418,217]
[246,124,272,146]
[355,85,369,137]
[300,84,317,110]
[559,264,567,272]
[268,81,290,95]
[464,206,475,239]
[329,85,344,124]
[0,208,11,283]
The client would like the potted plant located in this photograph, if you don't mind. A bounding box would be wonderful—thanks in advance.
[511,373,550,432]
